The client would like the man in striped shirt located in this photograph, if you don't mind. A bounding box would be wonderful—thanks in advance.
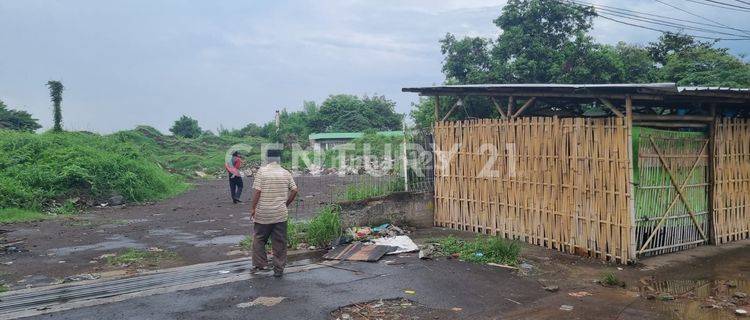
[251,149,298,277]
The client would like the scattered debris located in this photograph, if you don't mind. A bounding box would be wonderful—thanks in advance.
[404,290,416,295]
[418,243,438,260]
[147,247,164,252]
[657,293,675,301]
[236,296,286,308]
[371,236,418,255]
[226,250,244,256]
[734,292,748,299]
[217,270,230,274]
[451,307,463,312]
[323,243,396,262]
[543,285,560,293]
[736,309,748,316]
[487,262,518,270]
[505,298,522,305]
[63,273,100,283]
[194,171,207,178]
[98,253,117,260]
[332,298,444,320]
[560,305,574,311]
[568,291,592,298]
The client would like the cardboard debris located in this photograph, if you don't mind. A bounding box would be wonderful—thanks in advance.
[323,243,397,262]
[371,236,419,255]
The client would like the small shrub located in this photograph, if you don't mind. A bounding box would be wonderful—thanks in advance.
[48,199,79,215]
[436,236,521,265]
[306,205,342,247]
[287,219,309,249]
[239,236,253,250]
[601,272,625,287]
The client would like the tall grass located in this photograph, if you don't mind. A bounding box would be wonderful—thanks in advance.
[306,205,342,247]
[342,178,404,201]
[0,129,187,210]
[0,208,51,223]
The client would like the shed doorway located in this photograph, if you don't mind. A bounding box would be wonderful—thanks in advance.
[634,127,710,257]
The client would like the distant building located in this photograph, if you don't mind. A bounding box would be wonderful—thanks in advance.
[308,131,404,150]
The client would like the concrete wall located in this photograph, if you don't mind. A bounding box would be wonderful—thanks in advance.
[337,192,434,229]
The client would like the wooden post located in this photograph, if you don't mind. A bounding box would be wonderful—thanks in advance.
[402,121,409,192]
[434,96,441,125]
[707,103,717,245]
[625,95,637,262]
[599,98,625,118]
[507,96,515,118]
[442,98,463,122]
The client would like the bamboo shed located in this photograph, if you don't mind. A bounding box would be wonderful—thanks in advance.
[402,83,750,263]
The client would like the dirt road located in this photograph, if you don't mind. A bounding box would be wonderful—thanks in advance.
[0,177,342,289]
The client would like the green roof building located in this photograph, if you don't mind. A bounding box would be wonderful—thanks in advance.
[308,131,403,150]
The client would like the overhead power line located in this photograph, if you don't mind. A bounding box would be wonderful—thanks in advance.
[654,0,750,36]
[569,0,750,34]
[684,0,750,12]
[596,14,750,40]
[556,0,750,40]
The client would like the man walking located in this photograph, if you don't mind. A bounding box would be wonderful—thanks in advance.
[251,149,297,277]
[226,151,244,204]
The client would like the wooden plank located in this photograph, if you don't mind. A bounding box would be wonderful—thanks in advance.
[491,97,508,118]
[441,98,462,122]
[512,97,537,118]
[599,98,624,118]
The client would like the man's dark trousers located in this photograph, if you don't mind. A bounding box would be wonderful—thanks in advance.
[229,175,243,201]
[252,221,287,272]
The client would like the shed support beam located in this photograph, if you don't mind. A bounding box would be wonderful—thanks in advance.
[434,96,440,123]
[491,97,508,118]
[599,98,625,117]
[441,98,463,122]
[512,97,537,118]
[507,96,515,117]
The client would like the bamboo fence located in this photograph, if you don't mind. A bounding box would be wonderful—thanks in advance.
[713,118,750,244]
[433,117,634,263]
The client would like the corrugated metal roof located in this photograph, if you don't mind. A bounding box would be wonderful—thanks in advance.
[678,86,750,93]
[402,83,679,93]
[309,130,404,140]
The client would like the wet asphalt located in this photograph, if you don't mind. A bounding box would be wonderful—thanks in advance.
[23,254,548,320]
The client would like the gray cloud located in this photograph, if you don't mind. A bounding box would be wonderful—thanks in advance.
[0,0,746,133]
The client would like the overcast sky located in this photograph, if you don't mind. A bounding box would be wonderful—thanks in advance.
[1,0,749,133]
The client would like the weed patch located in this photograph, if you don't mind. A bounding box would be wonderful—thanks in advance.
[306,206,342,247]
[600,272,626,287]
[0,208,51,223]
[107,248,177,267]
[435,236,520,265]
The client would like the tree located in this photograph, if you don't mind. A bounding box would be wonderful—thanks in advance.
[310,94,402,133]
[46,80,64,132]
[660,46,750,87]
[647,32,714,66]
[169,115,202,138]
[0,100,41,132]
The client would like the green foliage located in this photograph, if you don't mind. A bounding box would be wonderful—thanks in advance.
[436,236,521,265]
[342,178,404,202]
[48,199,80,215]
[239,235,253,250]
[0,100,41,132]
[169,115,202,138]
[286,219,308,249]
[660,46,750,87]
[46,80,64,132]
[0,129,187,210]
[110,126,264,177]
[106,248,178,267]
[306,205,342,247]
[601,272,624,287]
[414,2,750,126]
[0,208,50,223]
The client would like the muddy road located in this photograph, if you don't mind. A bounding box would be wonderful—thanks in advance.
[0,177,348,289]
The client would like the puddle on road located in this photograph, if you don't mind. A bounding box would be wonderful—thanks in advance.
[639,249,750,320]
[190,235,246,247]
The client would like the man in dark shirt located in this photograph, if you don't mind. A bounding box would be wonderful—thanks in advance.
[225,151,244,204]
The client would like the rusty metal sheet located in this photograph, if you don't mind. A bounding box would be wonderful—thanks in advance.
[323,243,397,262]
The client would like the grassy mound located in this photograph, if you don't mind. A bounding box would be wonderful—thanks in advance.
[0,129,187,211]
[110,126,265,176]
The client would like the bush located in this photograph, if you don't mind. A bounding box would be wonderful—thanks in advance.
[169,115,202,138]
[0,130,187,210]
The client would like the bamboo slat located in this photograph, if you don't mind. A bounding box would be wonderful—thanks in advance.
[433,117,634,263]
[713,118,750,244]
